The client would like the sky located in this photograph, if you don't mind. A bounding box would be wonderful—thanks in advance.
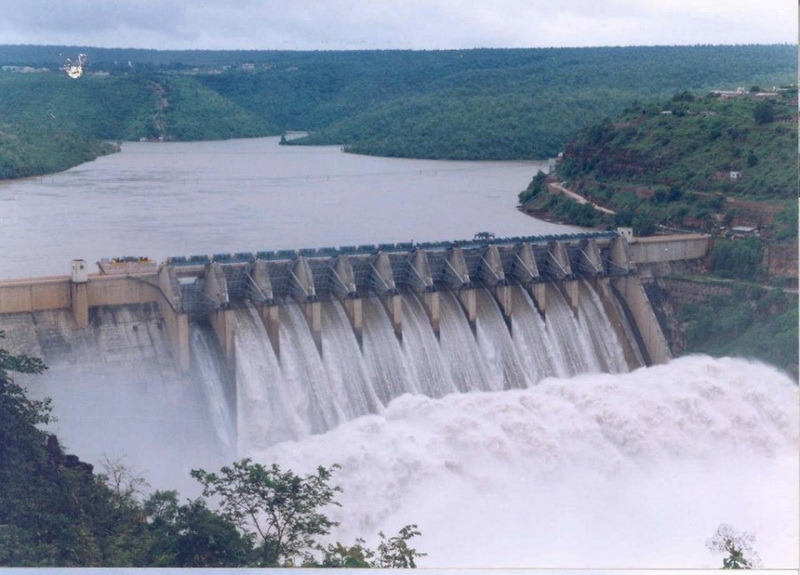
[0,0,796,51]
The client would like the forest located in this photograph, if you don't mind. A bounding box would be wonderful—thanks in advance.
[0,44,795,178]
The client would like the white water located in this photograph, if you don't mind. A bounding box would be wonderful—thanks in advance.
[229,283,640,447]
[190,327,235,451]
[254,355,799,568]
[215,286,799,568]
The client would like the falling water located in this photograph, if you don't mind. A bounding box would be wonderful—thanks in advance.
[576,279,632,373]
[399,293,458,398]
[228,282,645,442]
[438,291,492,392]
[360,296,413,405]
[509,285,565,380]
[189,325,235,451]
[320,300,382,419]
[233,304,306,451]
[474,288,529,390]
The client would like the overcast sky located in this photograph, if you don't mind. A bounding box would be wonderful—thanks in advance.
[0,0,796,51]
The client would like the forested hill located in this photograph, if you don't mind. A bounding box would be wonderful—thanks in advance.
[0,44,796,178]
[520,88,798,239]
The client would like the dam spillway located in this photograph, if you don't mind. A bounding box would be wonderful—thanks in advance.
[0,231,687,453]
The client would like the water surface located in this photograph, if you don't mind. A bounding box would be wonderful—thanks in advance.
[0,137,570,279]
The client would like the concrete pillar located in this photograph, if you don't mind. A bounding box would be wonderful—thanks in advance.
[209,308,236,367]
[611,275,671,365]
[204,262,229,307]
[302,300,322,355]
[579,239,604,276]
[562,280,580,317]
[258,304,280,357]
[493,284,513,326]
[408,250,434,291]
[290,257,316,301]
[332,255,357,298]
[456,288,477,333]
[512,243,540,283]
[593,277,642,369]
[70,259,89,328]
[422,291,440,338]
[343,297,363,348]
[444,247,470,289]
[480,245,506,285]
[547,241,573,280]
[156,264,189,372]
[370,251,397,293]
[250,260,274,303]
[530,282,546,319]
[382,293,403,341]
[609,236,636,275]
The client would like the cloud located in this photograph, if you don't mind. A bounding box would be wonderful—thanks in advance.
[0,0,795,50]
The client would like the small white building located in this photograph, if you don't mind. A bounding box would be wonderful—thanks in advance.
[617,227,634,241]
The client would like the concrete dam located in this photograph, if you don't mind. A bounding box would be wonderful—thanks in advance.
[0,231,710,453]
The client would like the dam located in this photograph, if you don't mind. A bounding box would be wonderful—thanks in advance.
[0,231,710,452]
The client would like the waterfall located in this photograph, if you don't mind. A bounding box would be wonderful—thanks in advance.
[190,326,235,451]
[361,296,414,404]
[224,281,650,446]
[438,291,492,392]
[400,293,458,398]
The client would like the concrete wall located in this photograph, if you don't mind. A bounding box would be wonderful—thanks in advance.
[0,273,160,314]
[86,274,161,306]
[0,277,71,313]
[628,234,711,264]
[611,275,672,365]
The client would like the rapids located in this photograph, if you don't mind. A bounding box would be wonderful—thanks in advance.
[255,355,799,568]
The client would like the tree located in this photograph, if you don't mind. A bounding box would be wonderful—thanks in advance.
[371,524,426,568]
[706,523,761,569]
[752,100,774,124]
[191,459,341,566]
[144,490,253,567]
[320,525,426,568]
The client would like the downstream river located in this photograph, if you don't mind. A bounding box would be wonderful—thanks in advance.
[0,137,571,279]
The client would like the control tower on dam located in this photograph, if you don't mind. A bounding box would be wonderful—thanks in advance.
[0,231,711,380]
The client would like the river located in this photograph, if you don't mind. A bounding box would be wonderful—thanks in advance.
[0,137,569,279]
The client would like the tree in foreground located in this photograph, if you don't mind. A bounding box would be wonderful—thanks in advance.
[191,458,425,568]
[706,523,761,569]
[191,458,342,566]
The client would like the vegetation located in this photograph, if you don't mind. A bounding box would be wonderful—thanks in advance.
[0,333,424,567]
[707,524,761,569]
[677,284,798,377]
[545,89,797,238]
[0,44,795,178]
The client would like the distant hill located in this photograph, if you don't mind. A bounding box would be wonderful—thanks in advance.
[0,44,796,178]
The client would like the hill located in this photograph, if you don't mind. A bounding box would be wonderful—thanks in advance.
[0,44,796,178]
[521,88,798,240]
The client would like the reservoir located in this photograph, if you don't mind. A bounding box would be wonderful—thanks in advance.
[0,137,568,279]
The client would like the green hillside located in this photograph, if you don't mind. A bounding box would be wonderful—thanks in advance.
[521,89,798,239]
[0,44,796,178]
